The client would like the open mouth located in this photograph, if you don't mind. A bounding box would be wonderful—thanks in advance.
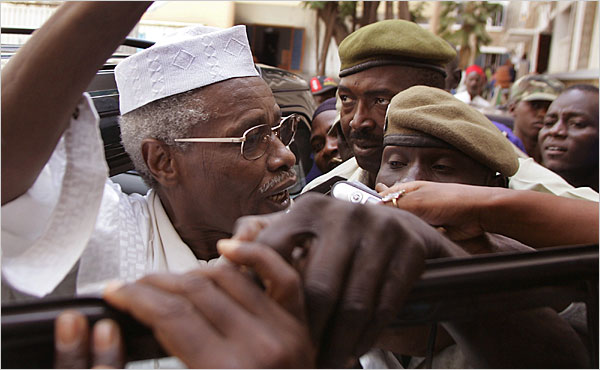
[264,175,296,208]
[268,189,289,202]
[267,189,291,208]
[544,145,567,155]
[545,145,567,152]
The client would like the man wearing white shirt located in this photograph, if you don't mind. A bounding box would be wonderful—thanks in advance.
[1,2,299,301]
[453,64,492,109]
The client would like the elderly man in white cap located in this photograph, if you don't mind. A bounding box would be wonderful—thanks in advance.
[2,2,316,367]
[2,2,301,299]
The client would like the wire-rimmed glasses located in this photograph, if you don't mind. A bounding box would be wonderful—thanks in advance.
[175,114,299,160]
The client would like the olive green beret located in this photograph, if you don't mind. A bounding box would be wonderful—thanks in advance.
[339,20,456,78]
[384,86,519,177]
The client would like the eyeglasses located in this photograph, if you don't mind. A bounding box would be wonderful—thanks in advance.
[174,114,299,160]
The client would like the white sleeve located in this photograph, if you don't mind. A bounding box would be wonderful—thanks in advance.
[1,94,109,297]
[509,158,599,202]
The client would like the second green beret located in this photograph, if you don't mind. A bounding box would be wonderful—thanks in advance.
[384,86,519,177]
[338,19,456,77]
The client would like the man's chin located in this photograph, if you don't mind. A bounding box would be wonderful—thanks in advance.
[355,153,381,177]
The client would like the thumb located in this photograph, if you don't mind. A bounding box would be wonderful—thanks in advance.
[374,183,389,193]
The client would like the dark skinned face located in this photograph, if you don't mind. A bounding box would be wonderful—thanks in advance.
[338,65,427,175]
[376,145,497,187]
[310,110,341,173]
[170,77,297,234]
[539,89,599,175]
[511,99,552,141]
[465,71,483,98]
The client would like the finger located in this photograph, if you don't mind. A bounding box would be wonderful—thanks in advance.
[254,194,330,260]
[91,319,123,368]
[318,210,397,367]
[54,310,90,369]
[300,208,365,345]
[217,238,306,321]
[374,182,389,192]
[232,212,281,242]
[103,279,226,365]
[377,180,422,198]
[139,270,279,339]
[201,263,295,324]
[354,238,427,356]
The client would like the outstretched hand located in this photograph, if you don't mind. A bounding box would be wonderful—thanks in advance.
[55,240,314,369]
[102,242,314,369]
[376,181,489,241]
[233,193,467,367]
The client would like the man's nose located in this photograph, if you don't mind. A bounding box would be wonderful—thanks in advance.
[547,120,568,137]
[267,138,296,172]
[349,100,376,131]
[323,136,339,156]
[400,164,428,183]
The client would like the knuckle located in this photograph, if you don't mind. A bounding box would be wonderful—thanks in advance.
[347,203,367,221]
[278,268,302,292]
[151,294,195,321]
[249,332,289,367]
[266,341,289,367]
[304,279,335,310]
[180,271,214,294]
[340,299,371,321]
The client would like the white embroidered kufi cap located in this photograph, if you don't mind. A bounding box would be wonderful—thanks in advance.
[115,25,259,114]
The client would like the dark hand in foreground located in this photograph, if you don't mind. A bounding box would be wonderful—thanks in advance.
[102,242,314,369]
[54,241,313,368]
[54,311,123,368]
[233,193,467,367]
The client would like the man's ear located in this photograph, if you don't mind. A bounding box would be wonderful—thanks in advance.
[452,68,462,90]
[507,101,517,116]
[141,139,179,187]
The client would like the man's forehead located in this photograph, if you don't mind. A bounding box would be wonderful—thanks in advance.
[550,92,599,117]
[339,65,429,93]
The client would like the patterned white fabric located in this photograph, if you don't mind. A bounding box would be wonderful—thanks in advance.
[1,95,219,298]
[115,25,258,114]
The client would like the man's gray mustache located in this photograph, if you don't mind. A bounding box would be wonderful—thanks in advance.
[259,169,297,194]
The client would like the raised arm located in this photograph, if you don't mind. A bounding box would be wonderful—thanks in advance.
[377,181,598,248]
[1,1,151,204]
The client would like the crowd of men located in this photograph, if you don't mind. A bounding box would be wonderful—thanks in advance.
[1,2,598,368]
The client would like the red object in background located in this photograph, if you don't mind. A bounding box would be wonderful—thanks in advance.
[310,76,337,95]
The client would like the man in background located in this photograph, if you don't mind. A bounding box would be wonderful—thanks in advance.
[454,64,492,109]
[309,97,342,175]
[508,74,564,161]
[309,75,338,105]
[539,84,599,191]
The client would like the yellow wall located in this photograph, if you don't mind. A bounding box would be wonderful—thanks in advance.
[142,2,234,28]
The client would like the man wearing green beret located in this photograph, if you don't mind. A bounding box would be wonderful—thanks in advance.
[377,85,518,191]
[302,19,597,202]
[372,85,589,367]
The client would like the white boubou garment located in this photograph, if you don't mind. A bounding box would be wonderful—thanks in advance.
[2,94,219,299]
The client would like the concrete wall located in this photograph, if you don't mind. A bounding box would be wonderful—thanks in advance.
[234,1,340,79]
